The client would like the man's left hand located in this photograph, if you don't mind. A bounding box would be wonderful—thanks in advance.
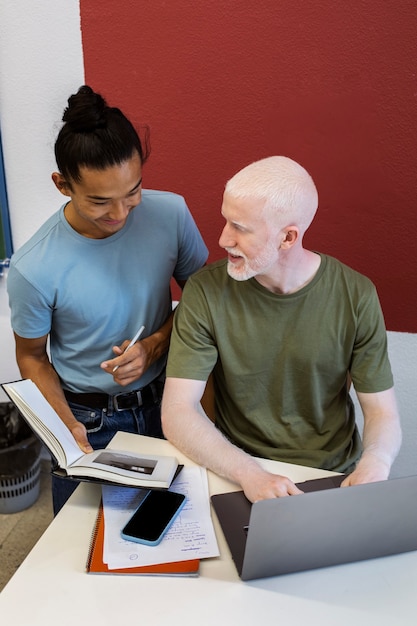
[341,453,391,487]
[100,340,151,386]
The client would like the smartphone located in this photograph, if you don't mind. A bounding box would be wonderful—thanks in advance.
[121,489,186,546]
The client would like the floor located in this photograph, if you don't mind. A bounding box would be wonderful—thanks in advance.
[0,458,54,593]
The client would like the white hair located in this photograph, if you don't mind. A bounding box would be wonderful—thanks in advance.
[225,156,319,233]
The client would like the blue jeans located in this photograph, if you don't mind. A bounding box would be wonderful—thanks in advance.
[52,399,163,516]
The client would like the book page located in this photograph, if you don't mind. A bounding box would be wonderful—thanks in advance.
[3,379,82,467]
[102,466,219,569]
[70,449,177,487]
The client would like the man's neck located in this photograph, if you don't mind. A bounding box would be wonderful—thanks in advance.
[255,249,321,295]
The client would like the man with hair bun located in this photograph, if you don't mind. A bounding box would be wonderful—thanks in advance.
[7,85,208,513]
[162,156,401,503]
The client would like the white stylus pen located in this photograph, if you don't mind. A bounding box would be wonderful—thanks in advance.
[112,325,145,372]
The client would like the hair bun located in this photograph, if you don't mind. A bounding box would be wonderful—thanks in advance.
[55,85,149,181]
[62,85,107,132]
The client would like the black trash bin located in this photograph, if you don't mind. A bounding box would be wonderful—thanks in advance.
[0,402,42,513]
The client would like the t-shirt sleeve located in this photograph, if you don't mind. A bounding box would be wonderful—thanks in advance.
[167,274,217,381]
[172,198,208,281]
[349,283,394,393]
[7,265,53,338]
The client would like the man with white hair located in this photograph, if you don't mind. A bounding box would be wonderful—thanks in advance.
[162,156,401,503]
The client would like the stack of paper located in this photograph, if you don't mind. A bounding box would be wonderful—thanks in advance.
[87,466,219,576]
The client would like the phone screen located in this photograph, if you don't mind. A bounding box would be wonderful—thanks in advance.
[121,489,186,546]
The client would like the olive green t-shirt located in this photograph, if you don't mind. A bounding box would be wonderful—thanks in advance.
[167,254,393,472]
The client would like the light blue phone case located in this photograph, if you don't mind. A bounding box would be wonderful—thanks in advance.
[121,491,186,546]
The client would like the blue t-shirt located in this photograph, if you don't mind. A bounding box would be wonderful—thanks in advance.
[8,189,208,394]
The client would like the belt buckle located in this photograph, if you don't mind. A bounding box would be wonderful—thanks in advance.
[113,389,143,412]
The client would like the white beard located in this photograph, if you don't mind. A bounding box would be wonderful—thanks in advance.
[225,243,279,282]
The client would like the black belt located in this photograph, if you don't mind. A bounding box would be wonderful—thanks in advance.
[63,382,161,412]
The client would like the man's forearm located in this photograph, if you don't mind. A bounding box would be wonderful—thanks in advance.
[17,352,80,432]
[348,387,402,484]
[162,397,304,501]
[359,388,402,466]
[162,399,261,485]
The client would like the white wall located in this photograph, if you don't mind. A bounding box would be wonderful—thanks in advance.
[0,1,84,247]
[0,1,84,398]
[0,1,415,478]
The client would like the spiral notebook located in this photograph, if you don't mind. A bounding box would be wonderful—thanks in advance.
[86,502,200,576]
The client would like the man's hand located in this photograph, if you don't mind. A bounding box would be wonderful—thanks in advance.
[68,421,93,454]
[341,452,390,487]
[100,339,151,386]
[100,316,175,386]
[239,467,304,503]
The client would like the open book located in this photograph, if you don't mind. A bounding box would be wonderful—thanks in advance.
[2,379,179,489]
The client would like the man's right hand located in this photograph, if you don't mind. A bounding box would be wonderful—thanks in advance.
[69,421,94,454]
[240,467,304,503]
[14,332,95,455]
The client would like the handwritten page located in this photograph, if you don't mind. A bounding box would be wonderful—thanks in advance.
[102,466,219,569]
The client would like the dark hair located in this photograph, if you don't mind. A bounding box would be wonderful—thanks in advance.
[54,85,150,183]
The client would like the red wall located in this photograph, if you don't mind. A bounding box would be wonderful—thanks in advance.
[80,0,417,332]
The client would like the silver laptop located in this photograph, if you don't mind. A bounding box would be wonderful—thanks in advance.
[211,474,417,580]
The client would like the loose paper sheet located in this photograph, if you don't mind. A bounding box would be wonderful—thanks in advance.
[102,466,219,569]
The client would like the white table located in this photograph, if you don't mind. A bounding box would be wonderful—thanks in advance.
[1,432,416,625]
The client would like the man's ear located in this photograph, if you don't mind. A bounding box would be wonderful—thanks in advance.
[280,227,299,249]
[51,172,71,197]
